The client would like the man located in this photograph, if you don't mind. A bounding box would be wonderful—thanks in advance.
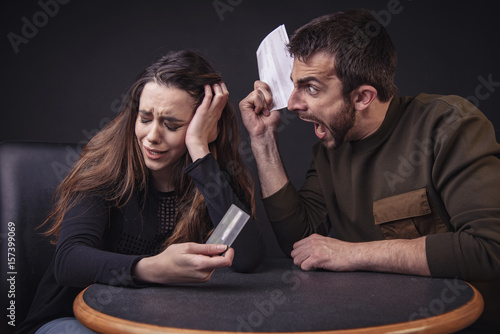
[239,10,500,282]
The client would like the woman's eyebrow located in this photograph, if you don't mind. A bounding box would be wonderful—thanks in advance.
[138,109,152,116]
[138,110,186,123]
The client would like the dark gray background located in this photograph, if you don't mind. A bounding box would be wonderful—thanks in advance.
[3,0,500,257]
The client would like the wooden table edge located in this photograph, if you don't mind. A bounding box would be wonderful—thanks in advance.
[73,283,484,334]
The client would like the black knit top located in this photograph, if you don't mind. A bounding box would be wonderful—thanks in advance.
[16,154,266,334]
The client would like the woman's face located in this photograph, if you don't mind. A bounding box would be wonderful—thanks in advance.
[135,82,195,191]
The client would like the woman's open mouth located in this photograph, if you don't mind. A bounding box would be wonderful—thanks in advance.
[144,147,167,160]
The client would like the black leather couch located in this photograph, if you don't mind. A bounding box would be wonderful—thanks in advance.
[0,141,79,334]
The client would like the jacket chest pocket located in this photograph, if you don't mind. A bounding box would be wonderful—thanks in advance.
[373,188,448,240]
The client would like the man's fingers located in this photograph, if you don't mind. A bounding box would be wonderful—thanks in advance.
[300,258,316,271]
[251,80,273,111]
[293,233,320,249]
[240,91,265,115]
[254,80,271,92]
[257,89,273,109]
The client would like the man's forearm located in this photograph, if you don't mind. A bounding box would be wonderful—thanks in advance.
[293,234,430,276]
[354,237,430,276]
[250,133,288,198]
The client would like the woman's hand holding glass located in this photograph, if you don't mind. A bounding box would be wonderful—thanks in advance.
[185,83,228,161]
[133,243,234,284]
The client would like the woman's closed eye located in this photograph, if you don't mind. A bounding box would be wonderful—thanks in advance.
[139,117,181,131]
[165,123,182,131]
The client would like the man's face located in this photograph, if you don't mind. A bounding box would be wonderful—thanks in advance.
[287,52,356,150]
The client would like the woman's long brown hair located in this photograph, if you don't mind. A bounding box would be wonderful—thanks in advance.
[42,50,255,248]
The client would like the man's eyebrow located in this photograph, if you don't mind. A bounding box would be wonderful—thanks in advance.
[291,76,322,85]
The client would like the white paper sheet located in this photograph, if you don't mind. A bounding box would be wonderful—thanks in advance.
[256,24,294,110]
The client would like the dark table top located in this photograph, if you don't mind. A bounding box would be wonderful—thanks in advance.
[74,258,483,333]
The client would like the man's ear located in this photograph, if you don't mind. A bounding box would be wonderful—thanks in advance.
[352,85,378,111]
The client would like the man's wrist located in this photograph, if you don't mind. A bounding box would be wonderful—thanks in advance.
[250,133,275,146]
[251,143,288,197]
[250,131,279,157]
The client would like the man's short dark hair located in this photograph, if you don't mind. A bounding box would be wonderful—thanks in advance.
[287,9,398,102]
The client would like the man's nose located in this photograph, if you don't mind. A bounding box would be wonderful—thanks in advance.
[287,88,304,112]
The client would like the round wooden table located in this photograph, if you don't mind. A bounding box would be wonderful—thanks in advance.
[74,258,483,333]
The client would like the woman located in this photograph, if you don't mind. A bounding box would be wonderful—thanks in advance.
[17,50,266,334]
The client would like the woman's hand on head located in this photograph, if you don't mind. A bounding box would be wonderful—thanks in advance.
[185,83,229,161]
[133,243,234,285]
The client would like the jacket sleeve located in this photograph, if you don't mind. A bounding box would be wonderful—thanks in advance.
[261,153,330,257]
[54,196,145,288]
[426,99,500,281]
[185,154,266,272]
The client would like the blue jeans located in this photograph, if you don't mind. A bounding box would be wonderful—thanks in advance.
[35,317,97,334]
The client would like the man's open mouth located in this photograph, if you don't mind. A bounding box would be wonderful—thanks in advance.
[299,116,327,140]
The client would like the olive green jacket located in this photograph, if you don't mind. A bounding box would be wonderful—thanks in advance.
[263,94,500,281]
